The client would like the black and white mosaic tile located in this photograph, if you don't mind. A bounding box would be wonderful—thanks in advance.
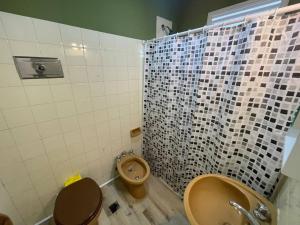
[143,12,300,197]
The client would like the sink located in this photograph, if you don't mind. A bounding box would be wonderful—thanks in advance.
[184,174,277,225]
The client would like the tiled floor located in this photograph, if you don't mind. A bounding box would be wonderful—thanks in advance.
[49,175,189,225]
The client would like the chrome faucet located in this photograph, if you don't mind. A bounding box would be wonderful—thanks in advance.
[229,201,260,225]
[253,202,271,222]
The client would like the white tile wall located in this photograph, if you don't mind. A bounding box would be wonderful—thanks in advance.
[276,177,300,225]
[0,11,143,225]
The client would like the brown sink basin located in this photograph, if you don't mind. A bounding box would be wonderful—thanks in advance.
[184,174,277,225]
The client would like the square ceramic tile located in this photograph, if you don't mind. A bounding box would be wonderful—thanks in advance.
[0,38,13,63]
[3,172,33,197]
[94,110,109,123]
[75,98,93,113]
[119,104,130,117]
[100,50,115,66]
[0,12,36,41]
[55,101,76,118]
[96,121,110,147]
[64,46,85,66]
[72,83,90,99]
[0,130,15,149]
[127,67,139,80]
[63,130,83,148]
[127,52,139,67]
[90,82,105,97]
[33,19,61,44]
[0,146,22,167]
[0,112,8,131]
[84,48,100,66]
[106,95,120,108]
[102,66,118,81]
[47,147,69,166]
[24,86,52,105]
[70,152,87,170]
[77,112,95,129]
[99,32,116,50]
[118,93,130,106]
[0,87,28,109]
[0,64,21,87]
[68,66,88,83]
[9,40,40,56]
[116,67,129,81]
[81,28,99,49]
[39,43,65,63]
[42,135,66,153]
[38,120,62,138]
[21,78,49,86]
[51,160,73,184]
[128,80,139,92]
[50,84,73,102]
[24,154,52,179]
[92,96,107,110]
[3,107,34,128]
[11,124,40,145]
[117,80,129,93]
[0,14,6,38]
[31,103,58,122]
[115,52,127,66]
[81,126,98,151]
[85,149,100,162]
[0,161,29,184]
[59,116,79,133]
[60,24,82,46]
[107,107,119,120]
[104,81,118,95]
[87,66,104,82]
[33,175,58,197]
[17,139,45,160]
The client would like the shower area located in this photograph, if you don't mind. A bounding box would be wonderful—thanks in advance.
[142,5,300,198]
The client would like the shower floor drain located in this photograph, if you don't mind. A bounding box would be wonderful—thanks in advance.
[109,201,120,214]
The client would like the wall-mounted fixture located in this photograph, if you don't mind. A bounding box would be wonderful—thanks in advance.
[156,16,173,38]
[130,127,141,137]
[13,56,64,79]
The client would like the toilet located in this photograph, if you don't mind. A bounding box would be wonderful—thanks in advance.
[53,177,102,225]
[0,213,13,225]
[117,152,150,198]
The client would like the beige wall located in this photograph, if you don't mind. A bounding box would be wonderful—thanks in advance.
[0,11,143,225]
[276,177,300,225]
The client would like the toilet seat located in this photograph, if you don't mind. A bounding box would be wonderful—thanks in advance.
[54,177,102,225]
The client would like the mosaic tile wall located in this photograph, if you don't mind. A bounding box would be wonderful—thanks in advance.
[143,12,300,197]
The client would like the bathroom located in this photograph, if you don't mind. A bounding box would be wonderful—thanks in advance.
[0,0,299,224]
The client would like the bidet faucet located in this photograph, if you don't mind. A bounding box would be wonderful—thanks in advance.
[229,201,260,225]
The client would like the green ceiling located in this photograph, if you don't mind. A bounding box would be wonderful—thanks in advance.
[0,0,299,40]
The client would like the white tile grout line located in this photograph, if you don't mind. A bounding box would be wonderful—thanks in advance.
[34,175,120,225]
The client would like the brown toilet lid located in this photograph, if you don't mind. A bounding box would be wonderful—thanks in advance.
[54,178,102,225]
